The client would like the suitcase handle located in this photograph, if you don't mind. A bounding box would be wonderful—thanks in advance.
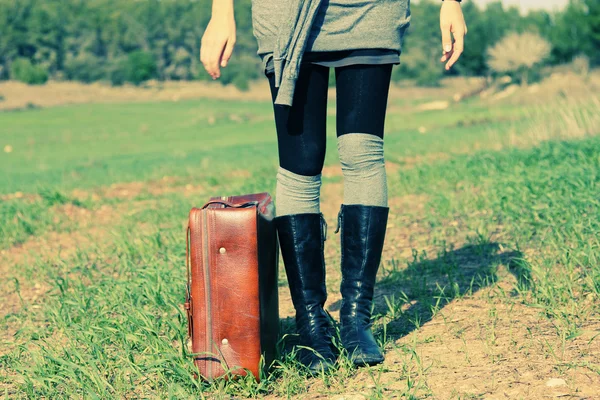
[201,200,259,209]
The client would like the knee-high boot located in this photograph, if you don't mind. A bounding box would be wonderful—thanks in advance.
[274,213,337,373]
[336,204,389,366]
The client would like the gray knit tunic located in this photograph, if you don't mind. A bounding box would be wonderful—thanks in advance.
[251,0,411,106]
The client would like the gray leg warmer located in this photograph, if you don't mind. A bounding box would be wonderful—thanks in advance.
[337,133,388,207]
[276,166,322,216]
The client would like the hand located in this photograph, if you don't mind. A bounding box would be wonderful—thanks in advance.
[440,0,467,70]
[200,12,236,79]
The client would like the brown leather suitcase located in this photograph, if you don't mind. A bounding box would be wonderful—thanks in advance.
[184,192,279,380]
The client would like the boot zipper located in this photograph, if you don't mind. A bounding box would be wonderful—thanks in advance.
[202,208,213,378]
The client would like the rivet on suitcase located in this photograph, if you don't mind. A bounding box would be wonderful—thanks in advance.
[184,192,279,380]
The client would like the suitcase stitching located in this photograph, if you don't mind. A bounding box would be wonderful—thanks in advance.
[205,209,215,379]
[210,209,221,377]
[185,225,193,338]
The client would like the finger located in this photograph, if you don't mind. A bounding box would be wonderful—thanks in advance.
[445,44,462,70]
[204,41,226,79]
[220,37,236,68]
[441,49,453,63]
[208,46,222,78]
[200,44,208,71]
[440,23,453,55]
[210,38,230,78]
[445,30,464,70]
[200,43,217,79]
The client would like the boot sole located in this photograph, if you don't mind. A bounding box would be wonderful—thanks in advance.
[307,359,336,375]
[351,354,385,367]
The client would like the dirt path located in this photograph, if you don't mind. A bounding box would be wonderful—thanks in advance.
[0,77,486,111]
[328,285,600,399]
[0,81,272,111]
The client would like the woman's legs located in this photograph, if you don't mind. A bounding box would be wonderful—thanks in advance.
[268,64,337,373]
[268,64,329,216]
[335,63,392,207]
[334,64,393,366]
[268,62,394,368]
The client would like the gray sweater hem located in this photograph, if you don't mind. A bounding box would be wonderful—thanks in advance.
[252,0,411,107]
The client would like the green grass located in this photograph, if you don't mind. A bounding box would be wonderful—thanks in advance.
[0,97,532,196]
[1,89,599,398]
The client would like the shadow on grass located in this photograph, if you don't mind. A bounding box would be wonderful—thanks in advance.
[324,238,530,345]
[277,238,531,356]
[370,238,530,341]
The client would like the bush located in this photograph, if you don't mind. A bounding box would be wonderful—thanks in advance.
[571,54,590,77]
[108,59,128,86]
[487,32,551,86]
[125,51,157,85]
[393,47,443,87]
[164,47,193,80]
[64,54,107,83]
[217,54,261,91]
[10,58,49,85]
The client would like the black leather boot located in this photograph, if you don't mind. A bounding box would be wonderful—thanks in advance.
[275,213,337,374]
[335,204,389,366]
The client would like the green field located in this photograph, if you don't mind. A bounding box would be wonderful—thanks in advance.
[1,83,599,398]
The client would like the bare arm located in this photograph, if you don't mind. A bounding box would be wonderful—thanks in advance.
[440,0,467,70]
[200,0,236,79]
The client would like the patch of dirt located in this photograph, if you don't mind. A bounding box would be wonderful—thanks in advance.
[0,192,40,202]
[321,165,343,178]
[389,76,487,103]
[2,217,106,268]
[0,227,104,329]
[0,80,273,111]
[388,193,429,210]
[0,76,490,112]
[0,204,114,328]
[397,153,452,169]
[2,176,206,206]
[224,169,253,179]
[53,203,115,226]
[486,70,600,106]
[349,286,600,399]
[319,181,344,220]
[0,198,158,327]
[74,177,205,201]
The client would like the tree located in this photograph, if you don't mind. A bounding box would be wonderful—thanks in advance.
[487,32,551,86]
[125,50,157,85]
[1,0,594,87]
[582,0,600,65]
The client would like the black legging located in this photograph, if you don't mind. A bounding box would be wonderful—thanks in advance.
[268,64,393,177]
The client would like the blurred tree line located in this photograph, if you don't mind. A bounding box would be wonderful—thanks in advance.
[396,0,599,85]
[0,0,598,88]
